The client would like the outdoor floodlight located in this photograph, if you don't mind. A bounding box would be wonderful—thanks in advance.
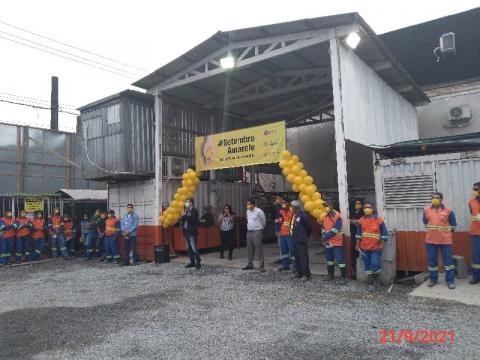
[220,55,235,69]
[345,32,361,49]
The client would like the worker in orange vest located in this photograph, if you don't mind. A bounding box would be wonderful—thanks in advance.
[48,207,67,258]
[31,211,46,261]
[15,210,33,263]
[469,182,480,285]
[0,210,17,266]
[356,202,388,289]
[105,210,121,263]
[321,200,346,284]
[63,215,75,257]
[422,192,457,289]
[276,198,296,271]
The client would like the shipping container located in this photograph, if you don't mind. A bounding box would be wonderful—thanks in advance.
[79,90,154,180]
[374,150,480,271]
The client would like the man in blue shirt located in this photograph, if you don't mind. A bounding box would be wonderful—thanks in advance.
[120,204,139,266]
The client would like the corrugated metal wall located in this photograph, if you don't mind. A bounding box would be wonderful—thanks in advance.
[80,92,154,180]
[109,179,251,225]
[339,45,418,146]
[376,151,480,232]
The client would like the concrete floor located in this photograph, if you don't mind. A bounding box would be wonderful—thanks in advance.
[410,278,480,307]
[172,241,330,274]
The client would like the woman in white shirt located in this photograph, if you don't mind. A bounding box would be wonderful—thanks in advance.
[217,204,235,260]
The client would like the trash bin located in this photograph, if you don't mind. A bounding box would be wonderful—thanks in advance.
[154,245,170,264]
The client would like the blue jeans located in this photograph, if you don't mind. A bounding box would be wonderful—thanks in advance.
[51,233,67,257]
[15,236,31,262]
[185,234,201,265]
[105,235,120,262]
[123,235,137,264]
[280,235,296,268]
[0,237,14,265]
[65,237,74,256]
[426,243,455,283]
[325,246,346,268]
[361,249,382,275]
[471,235,480,280]
[86,231,98,259]
[32,238,44,260]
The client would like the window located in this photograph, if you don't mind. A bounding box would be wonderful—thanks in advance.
[384,174,435,207]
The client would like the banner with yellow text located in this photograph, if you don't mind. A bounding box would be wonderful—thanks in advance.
[195,121,286,171]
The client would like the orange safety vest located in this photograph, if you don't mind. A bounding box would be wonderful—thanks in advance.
[16,217,31,237]
[469,198,480,236]
[2,217,16,238]
[32,219,46,239]
[105,217,119,237]
[64,221,74,238]
[423,206,453,245]
[278,208,294,236]
[322,210,343,246]
[358,216,384,250]
[49,215,63,235]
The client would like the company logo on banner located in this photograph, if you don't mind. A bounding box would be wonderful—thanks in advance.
[195,121,286,171]
[25,198,44,212]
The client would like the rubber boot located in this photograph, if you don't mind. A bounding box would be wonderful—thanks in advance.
[340,267,347,285]
[325,265,334,281]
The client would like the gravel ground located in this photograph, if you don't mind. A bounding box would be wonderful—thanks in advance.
[0,259,479,360]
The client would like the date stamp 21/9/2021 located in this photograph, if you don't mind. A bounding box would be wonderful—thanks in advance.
[379,329,455,344]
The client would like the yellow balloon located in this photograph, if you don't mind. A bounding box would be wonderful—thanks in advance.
[299,169,307,177]
[279,160,288,168]
[287,174,296,183]
[291,165,301,174]
[178,194,187,202]
[179,187,188,194]
[282,150,292,160]
[312,192,322,201]
[297,162,304,170]
[291,155,299,163]
[292,184,300,192]
[188,185,196,193]
[299,184,307,193]
[282,167,291,176]
[314,199,324,208]
[304,201,314,212]
[159,215,164,222]
[192,177,200,185]
[287,160,295,168]
[186,168,194,174]
[304,176,314,185]
[312,208,322,218]
[294,176,304,185]
[305,185,315,195]
[301,194,311,204]
[173,193,180,200]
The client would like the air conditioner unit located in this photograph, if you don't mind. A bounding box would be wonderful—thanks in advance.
[162,156,187,179]
[449,105,472,122]
[440,32,456,56]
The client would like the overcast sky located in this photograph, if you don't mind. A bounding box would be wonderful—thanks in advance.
[1,0,478,132]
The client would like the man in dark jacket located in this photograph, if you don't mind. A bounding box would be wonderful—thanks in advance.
[181,198,201,269]
[291,200,312,282]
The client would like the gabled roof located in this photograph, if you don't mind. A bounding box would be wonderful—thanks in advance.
[133,12,428,107]
[381,7,480,88]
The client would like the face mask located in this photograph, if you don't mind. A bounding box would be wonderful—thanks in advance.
[364,208,373,216]
[184,202,190,208]
[281,204,287,209]
[37,215,42,219]
[108,214,112,218]
[431,198,441,206]
[55,210,60,214]
[355,204,362,210]
[6,213,11,218]
[473,190,480,198]
[324,207,331,213]
[247,205,252,210]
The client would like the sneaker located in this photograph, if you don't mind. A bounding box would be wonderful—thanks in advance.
[119,262,129,266]
[242,265,254,270]
[300,276,310,282]
[447,282,456,290]
[427,280,437,287]
[196,264,201,269]
[259,269,266,273]
[185,263,195,268]
[340,277,347,285]
[469,277,480,285]
[278,266,289,271]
